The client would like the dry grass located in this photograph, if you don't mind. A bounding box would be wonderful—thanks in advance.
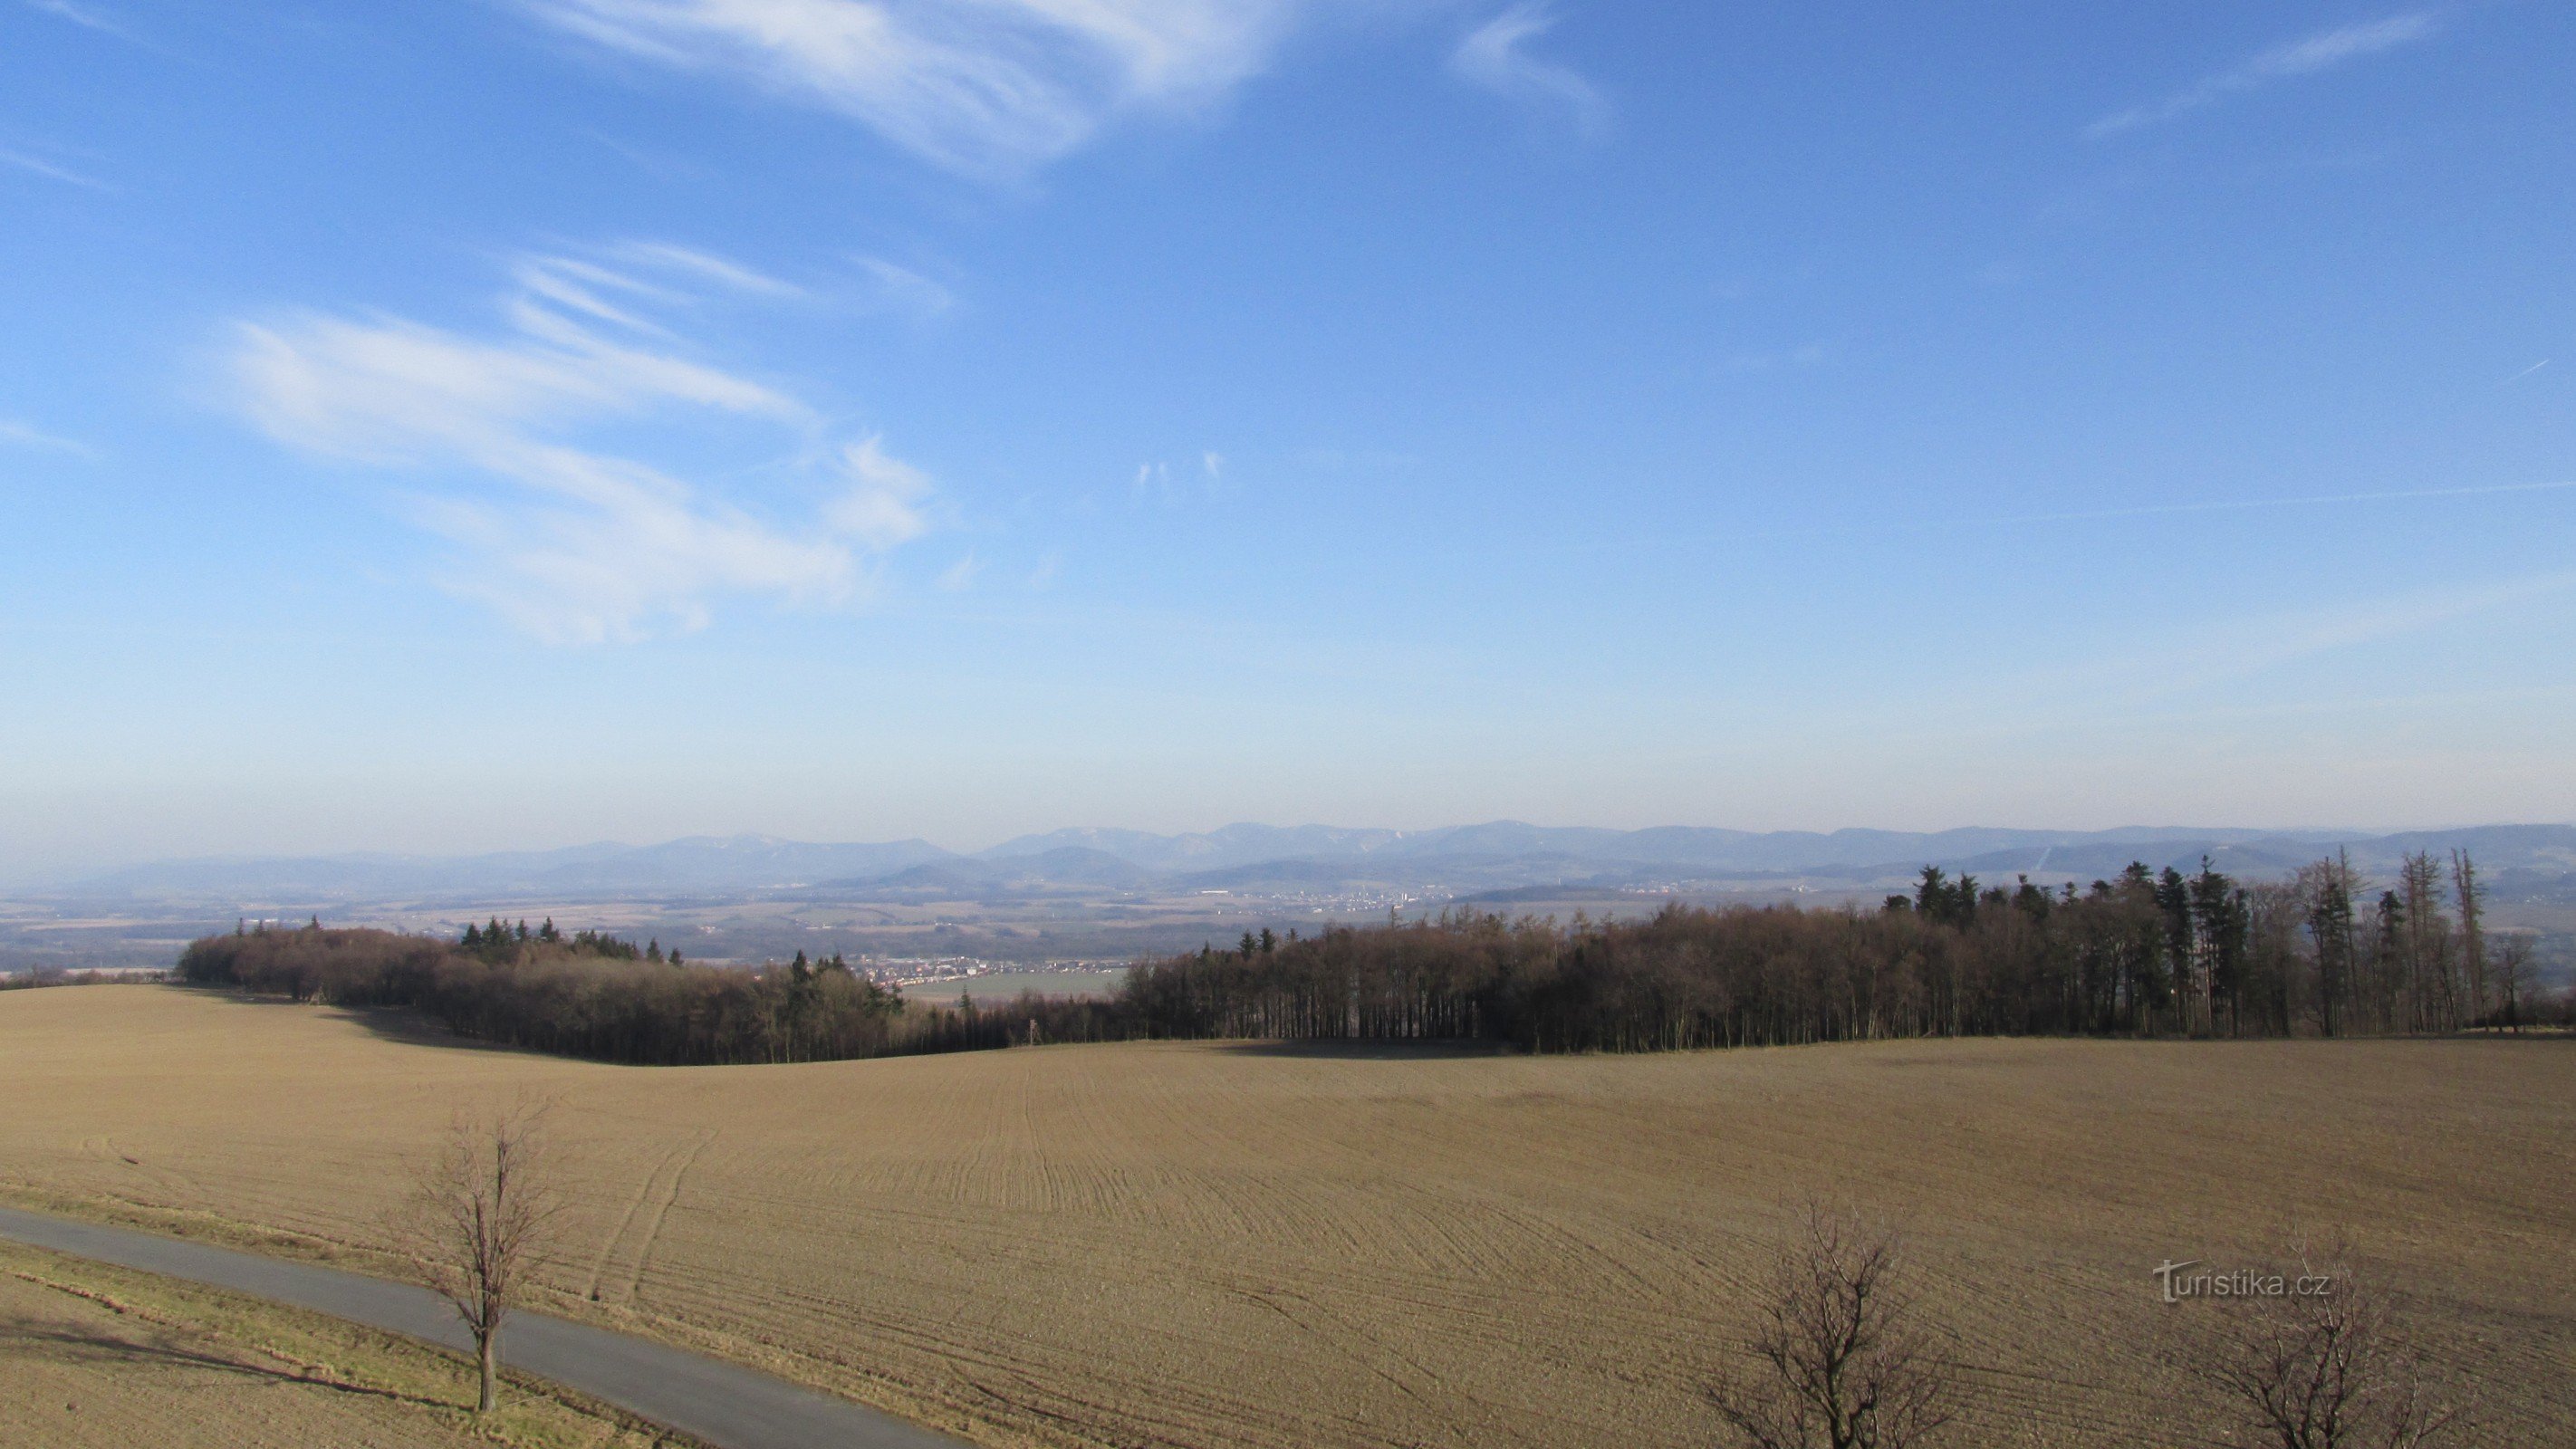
[0,985,2568,1448]
[0,1236,687,1448]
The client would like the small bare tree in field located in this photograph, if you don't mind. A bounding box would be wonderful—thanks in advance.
[1711,1204,1956,1449]
[2197,1241,2471,1449]
[397,1099,564,1414]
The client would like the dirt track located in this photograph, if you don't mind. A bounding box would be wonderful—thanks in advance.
[1,986,2568,1447]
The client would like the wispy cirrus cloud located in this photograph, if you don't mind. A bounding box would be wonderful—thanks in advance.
[230,245,936,643]
[517,0,1329,175]
[0,417,99,458]
[2075,570,2576,706]
[1867,569,2576,753]
[2089,11,2442,138]
[1129,448,1227,505]
[0,144,111,191]
[1450,2,1605,135]
[850,254,953,317]
[607,239,803,297]
[22,0,125,34]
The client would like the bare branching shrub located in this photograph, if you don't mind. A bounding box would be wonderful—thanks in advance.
[1712,1204,1957,1449]
[2493,936,2537,1032]
[395,1098,564,1413]
[2196,1241,2472,1449]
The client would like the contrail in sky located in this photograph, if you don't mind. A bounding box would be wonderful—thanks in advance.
[2504,359,2550,384]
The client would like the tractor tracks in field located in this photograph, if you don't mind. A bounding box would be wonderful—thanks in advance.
[583,1128,716,1309]
[79,1135,201,1204]
[1224,1274,1509,1448]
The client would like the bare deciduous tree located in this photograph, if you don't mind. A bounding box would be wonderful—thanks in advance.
[2449,851,2486,1027]
[2494,935,2536,1033]
[1711,1204,1956,1449]
[2197,1241,2471,1449]
[397,1098,564,1414]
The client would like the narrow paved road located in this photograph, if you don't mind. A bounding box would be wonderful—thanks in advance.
[0,1205,967,1449]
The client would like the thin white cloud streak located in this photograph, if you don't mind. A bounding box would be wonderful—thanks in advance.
[2079,571,2576,707]
[0,418,99,458]
[2503,359,2549,384]
[230,244,934,644]
[2010,478,2576,525]
[518,0,1319,174]
[0,146,111,191]
[505,245,815,332]
[22,0,124,34]
[1449,2,1605,134]
[1891,571,2576,751]
[609,239,803,297]
[2088,11,2440,138]
[509,257,669,333]
[2204,571,2576,680]
[850,254,953,316]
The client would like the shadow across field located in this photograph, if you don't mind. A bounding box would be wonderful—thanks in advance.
[185,988,543,1059]
[0,1319,454,1410]
[196,984,1523,1065]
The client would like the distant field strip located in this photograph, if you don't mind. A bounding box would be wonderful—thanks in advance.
[899,970,1129,1000]
[0,987,2568,1449]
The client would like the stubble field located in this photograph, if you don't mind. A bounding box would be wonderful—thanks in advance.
[1,986,2569,1447]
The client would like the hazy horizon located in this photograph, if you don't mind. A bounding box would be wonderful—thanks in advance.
[19,814,2574,888]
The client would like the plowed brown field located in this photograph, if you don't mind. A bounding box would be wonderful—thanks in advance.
[1,986,2567,1447]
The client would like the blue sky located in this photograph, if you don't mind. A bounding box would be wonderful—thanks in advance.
[3,0,2571,876]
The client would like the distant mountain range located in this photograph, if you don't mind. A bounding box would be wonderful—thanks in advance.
[48,822,2576,905]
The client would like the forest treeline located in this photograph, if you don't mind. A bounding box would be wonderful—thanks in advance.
[176,918,1117,1066]
[1126,851,2562,1051]
[0,967,161,991]
[173,849,2565,1067]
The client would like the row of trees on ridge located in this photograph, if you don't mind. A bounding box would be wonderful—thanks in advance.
[1123,850,2557,1051]
[173,850,2563,1068]
[178,920,1119,1066]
